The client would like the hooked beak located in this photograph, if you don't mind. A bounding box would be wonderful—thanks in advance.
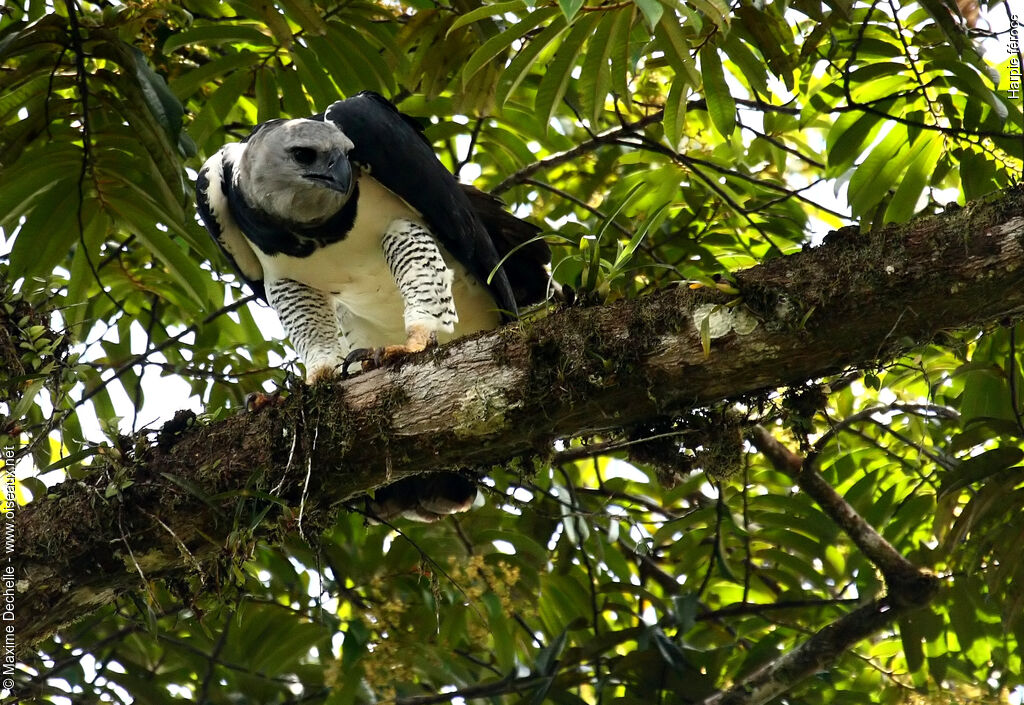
[305,151,353,195]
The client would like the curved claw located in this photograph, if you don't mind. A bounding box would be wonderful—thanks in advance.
[341,329,439,378]
[341,348,373,378]
[244,391,283,412]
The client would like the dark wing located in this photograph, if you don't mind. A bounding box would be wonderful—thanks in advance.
[195,145,267,300]
[323,92,520,317]
[459,185,550,307]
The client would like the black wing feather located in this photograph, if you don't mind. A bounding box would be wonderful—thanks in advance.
[459,185,549,306]
[324,92,520,317]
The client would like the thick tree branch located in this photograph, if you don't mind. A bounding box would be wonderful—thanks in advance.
[15,185,1024,650]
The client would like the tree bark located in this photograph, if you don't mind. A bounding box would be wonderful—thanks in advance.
[15,185,1024,650]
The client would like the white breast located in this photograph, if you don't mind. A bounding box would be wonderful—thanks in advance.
[255,176,501,349]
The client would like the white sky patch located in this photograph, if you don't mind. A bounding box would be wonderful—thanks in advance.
[492,539,516,554]
[382,530,397,553]
[640,603,658,625]
[699,480,719,498]
[453,132,483,182]
[510,486,534,503]
[603,458,649,483]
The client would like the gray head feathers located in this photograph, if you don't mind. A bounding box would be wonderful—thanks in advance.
[236,119,356,226]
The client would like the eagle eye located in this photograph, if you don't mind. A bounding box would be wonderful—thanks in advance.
[289,146,318,165]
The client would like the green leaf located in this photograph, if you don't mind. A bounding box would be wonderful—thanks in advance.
[496,14,568,106]
[311,21,396,98]
[898,615,925,673]
[481,593,515,670]
[159,471,228,518]
[0,72,58,124]
[607,5,634,99]
[611,202,669,271]
[634,0,664,29]
[162,25,274,53]
[701,43,735,138]
[663,72,688,149]
[558,0,585,22]
[937,60,1009,122]
[579,11,617,125]
[599,183,645,241]
[651,627,690,670]
[657,13,700,86]
[917,0,973,55]
[7,182,81,281]
[447,0,525,36]
[734,6,795,87]
[526,677,556,705]
[186,70,252,154]
[826,109,885,174]
[462,8,559,87]
[958,366,1017,425]
[169,50,258,101]
[64,209,111,333]
[305,34,361,97]
[255,67,280,123]
[847,124,907,217]
[231,602,329,673]
[9,378,47,425]
[884,134,943,223]
[958,149,1000,201]
[722,34,769,97]
[278,0,329,36]
[290,45,339,107]
[535,13,599,130]
[688,0,730,28]
[939,447,1024,499]
[104,188,214,311]
[535,629,568,675]
[276,62,313,117]
[670,594,699,633]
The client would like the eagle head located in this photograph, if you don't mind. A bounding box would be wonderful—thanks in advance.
[237,119,356,226]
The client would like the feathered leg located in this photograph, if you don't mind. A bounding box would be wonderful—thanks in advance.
[266,278,348,382]
[344,219,457,373]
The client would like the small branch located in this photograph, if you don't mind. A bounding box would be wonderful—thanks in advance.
[749,425,938,598]
[491,110,665,194]
[701,597,860,620]
[392,673,552,705]
[455,118,485,179]
[523,178,632,237]
[698,425,942,705]
[696,596,916,705]
[64,0,127,319]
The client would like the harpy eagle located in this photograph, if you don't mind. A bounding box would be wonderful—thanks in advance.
[195,91,549,521]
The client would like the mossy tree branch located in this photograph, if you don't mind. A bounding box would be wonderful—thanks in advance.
[16,186,1024,654]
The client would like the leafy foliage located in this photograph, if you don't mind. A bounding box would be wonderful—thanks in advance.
[1,0,1022,703]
